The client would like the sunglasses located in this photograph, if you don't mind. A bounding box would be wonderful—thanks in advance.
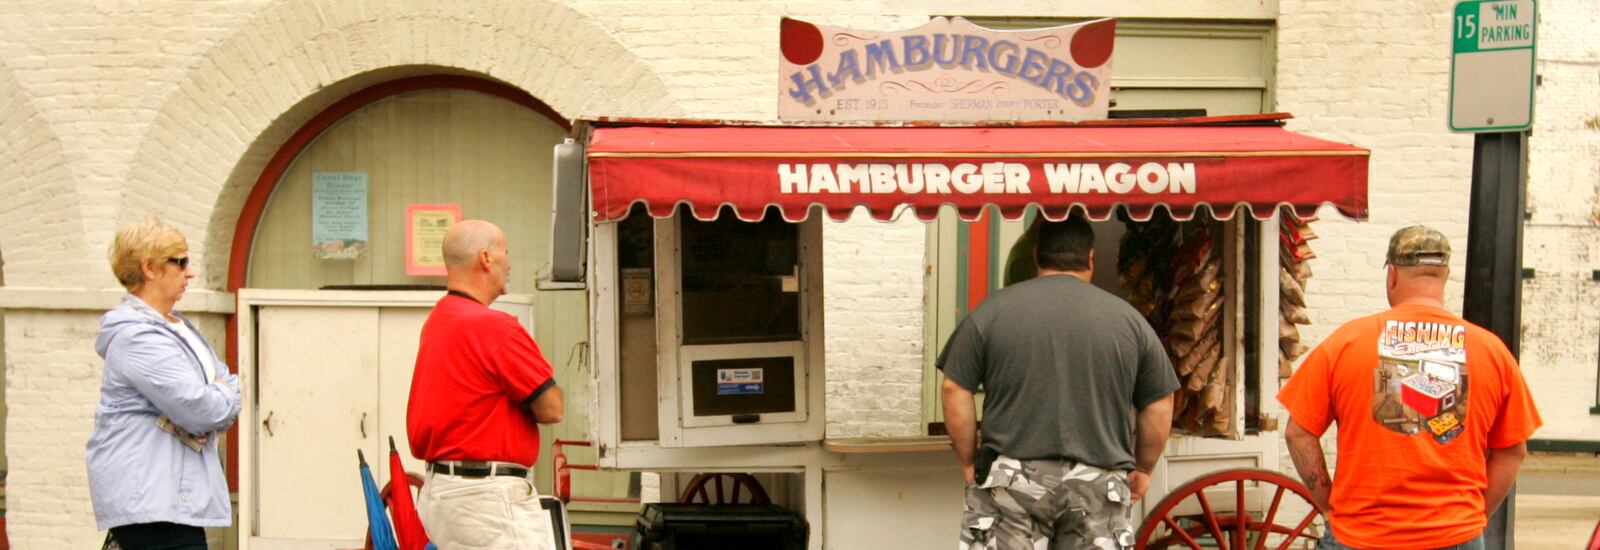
[166,257,191,270]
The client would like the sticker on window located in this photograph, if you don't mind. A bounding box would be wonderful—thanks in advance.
[717,368,765,395]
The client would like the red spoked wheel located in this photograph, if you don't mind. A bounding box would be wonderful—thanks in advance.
[1137,468,1324,550]
[678,472,771,506]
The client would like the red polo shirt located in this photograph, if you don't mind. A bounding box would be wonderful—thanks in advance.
[407,292,556,467]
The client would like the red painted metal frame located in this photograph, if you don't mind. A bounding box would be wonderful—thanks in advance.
[573,533,629,550]
[1136,468,1324,550]
[965,209,991,314]
[553,439,640,505]
[223,75,567,489]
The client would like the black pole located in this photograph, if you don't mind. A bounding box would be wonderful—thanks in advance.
[1462,130,1527,549]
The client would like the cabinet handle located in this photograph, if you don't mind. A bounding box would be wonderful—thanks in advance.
[360,412,368,438]
[262,411,274,437]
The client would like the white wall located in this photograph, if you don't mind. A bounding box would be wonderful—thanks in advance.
[1520,0,1600,440]
[1273,0,1600,472]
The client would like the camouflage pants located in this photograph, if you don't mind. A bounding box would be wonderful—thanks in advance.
[960,455,1134,550]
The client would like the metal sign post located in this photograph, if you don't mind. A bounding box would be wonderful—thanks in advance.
[1463,130,1526,550]
[1452,2,1537,548]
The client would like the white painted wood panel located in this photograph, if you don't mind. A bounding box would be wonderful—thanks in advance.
[255,306,379,542]
[240,291,558,547]
[823,466,964,550]
[377,307,429,484]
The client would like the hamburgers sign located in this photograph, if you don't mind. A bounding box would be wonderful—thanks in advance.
[778,17,1116,122]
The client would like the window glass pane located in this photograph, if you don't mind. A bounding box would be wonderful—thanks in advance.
[617,206,659,440]
[680,212,800,345]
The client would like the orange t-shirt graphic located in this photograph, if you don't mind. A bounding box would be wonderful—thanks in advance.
[1278,304,1541,549]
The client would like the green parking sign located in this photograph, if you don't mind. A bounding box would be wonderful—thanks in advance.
[1449,0,1537,132]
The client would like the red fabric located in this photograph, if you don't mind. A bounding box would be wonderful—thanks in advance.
[587,124,1369,222]
[387,444,428,550]
[1277,305,1542,549]
[407,294,555,467]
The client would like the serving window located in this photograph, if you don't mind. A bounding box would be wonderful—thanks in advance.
[678,215,802,345]
[925,210,1269,439]
[609,205,825,448]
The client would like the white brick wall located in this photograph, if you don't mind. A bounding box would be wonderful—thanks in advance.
[0,0,1596,546]
[0,64,84,288]
[2,308,227,550]
[1275,0,1600,482]
[0,1,270,289]
[119,0,683,289]
[1521,0,1600,440]
[4,311,104,550]
[1277,1,1475,337]
[1273,0,1472,489]
[823,215,926,438]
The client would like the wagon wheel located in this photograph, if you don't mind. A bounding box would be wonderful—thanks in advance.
[1136,468,1324,550]
[679,472,771,505]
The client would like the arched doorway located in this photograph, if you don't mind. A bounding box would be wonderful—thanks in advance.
[232,75,628,545]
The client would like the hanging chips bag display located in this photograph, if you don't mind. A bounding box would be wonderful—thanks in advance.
[1114,208,1320,438]
[1118,217,1233,437]
[1278,211,1317,377]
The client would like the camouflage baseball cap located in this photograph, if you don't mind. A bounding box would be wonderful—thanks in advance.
[1385,225,1451,266]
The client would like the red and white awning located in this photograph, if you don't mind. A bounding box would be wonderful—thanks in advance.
[586,116,1369,223]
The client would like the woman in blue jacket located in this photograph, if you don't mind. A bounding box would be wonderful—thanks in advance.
[86,219,241,549]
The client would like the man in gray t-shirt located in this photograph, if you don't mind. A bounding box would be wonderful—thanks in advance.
[939,215,1178,550]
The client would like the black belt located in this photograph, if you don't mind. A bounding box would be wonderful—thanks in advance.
[429,461,530,479]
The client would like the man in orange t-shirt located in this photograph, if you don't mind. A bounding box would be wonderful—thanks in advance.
[1278,225,1541,550]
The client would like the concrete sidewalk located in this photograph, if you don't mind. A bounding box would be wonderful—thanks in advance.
[1516,495,1600,548]
[1515,453,1600,548]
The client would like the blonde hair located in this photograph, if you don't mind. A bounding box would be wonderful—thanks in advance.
[109,218,188,291]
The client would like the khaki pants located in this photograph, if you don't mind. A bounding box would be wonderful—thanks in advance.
[417,470,556,550]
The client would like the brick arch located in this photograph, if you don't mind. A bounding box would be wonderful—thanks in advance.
[0,60,85,287]
[119,0,685,291]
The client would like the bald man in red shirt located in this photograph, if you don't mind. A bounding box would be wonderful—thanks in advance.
[408,220,565,550]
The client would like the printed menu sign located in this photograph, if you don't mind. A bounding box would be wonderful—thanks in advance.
[311,172,368,260]
[405,204,460,276]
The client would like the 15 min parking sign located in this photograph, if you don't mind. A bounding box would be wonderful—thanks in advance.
[1449,0,1537,132]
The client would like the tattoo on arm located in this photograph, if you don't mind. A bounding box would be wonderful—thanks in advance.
[1300,472,1330,491]
[1285,422,1334,512]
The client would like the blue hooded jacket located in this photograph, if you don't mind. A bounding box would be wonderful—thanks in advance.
[86,294,241,530]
